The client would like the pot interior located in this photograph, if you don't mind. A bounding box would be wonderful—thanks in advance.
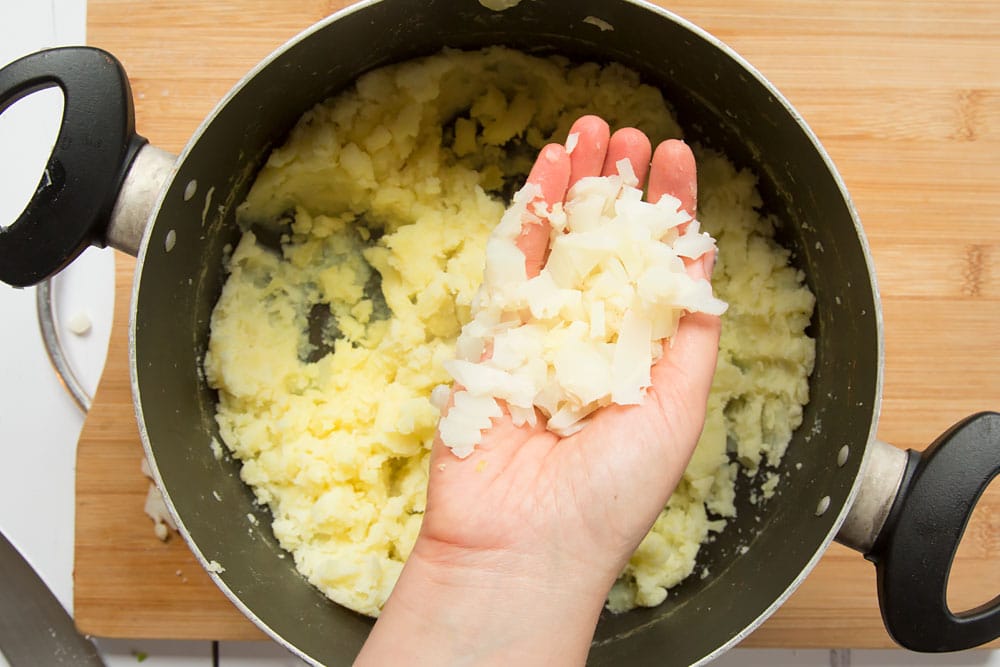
[132,1,881,664]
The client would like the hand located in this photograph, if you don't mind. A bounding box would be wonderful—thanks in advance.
[355,116,722,667]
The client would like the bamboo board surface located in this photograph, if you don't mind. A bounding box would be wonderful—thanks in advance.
[76,0,1000,649]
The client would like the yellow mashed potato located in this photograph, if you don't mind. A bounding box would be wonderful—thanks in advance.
[203,47,815,617]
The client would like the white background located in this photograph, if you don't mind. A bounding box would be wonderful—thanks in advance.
[0,1,996,665]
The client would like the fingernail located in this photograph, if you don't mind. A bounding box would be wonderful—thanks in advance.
[542,144,561,163]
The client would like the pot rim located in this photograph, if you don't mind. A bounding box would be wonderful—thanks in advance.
[127,1,887,664]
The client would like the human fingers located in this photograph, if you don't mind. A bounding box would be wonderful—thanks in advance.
[567,115,611,188]
[517,143,571,278]
[648,138,713,280]
[647,139,697,216]
[601,127,652,185]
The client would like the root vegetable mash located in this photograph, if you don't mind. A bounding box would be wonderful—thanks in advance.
[204,47,816,617]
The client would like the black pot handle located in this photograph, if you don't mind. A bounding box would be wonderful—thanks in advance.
[0,46,146,287]
[867,411,1000,652]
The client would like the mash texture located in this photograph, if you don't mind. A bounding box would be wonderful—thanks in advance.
[204,47,815,617]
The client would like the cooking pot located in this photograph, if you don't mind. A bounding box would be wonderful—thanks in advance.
[1,0,998,664]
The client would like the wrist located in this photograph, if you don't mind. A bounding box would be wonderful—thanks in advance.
[355,536,614,666]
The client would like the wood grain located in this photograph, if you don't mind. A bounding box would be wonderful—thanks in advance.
[76,0,1000,649]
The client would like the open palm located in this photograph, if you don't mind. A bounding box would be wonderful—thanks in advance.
[413,115,723,589]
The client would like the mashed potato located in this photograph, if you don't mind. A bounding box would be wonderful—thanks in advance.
[203,47,815,617]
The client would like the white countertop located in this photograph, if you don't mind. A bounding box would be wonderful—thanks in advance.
[1,1,996,665]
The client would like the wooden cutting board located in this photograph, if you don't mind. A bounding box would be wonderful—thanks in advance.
[75,0,1000,649]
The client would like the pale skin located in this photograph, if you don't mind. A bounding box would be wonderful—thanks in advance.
[354,115,721,666]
